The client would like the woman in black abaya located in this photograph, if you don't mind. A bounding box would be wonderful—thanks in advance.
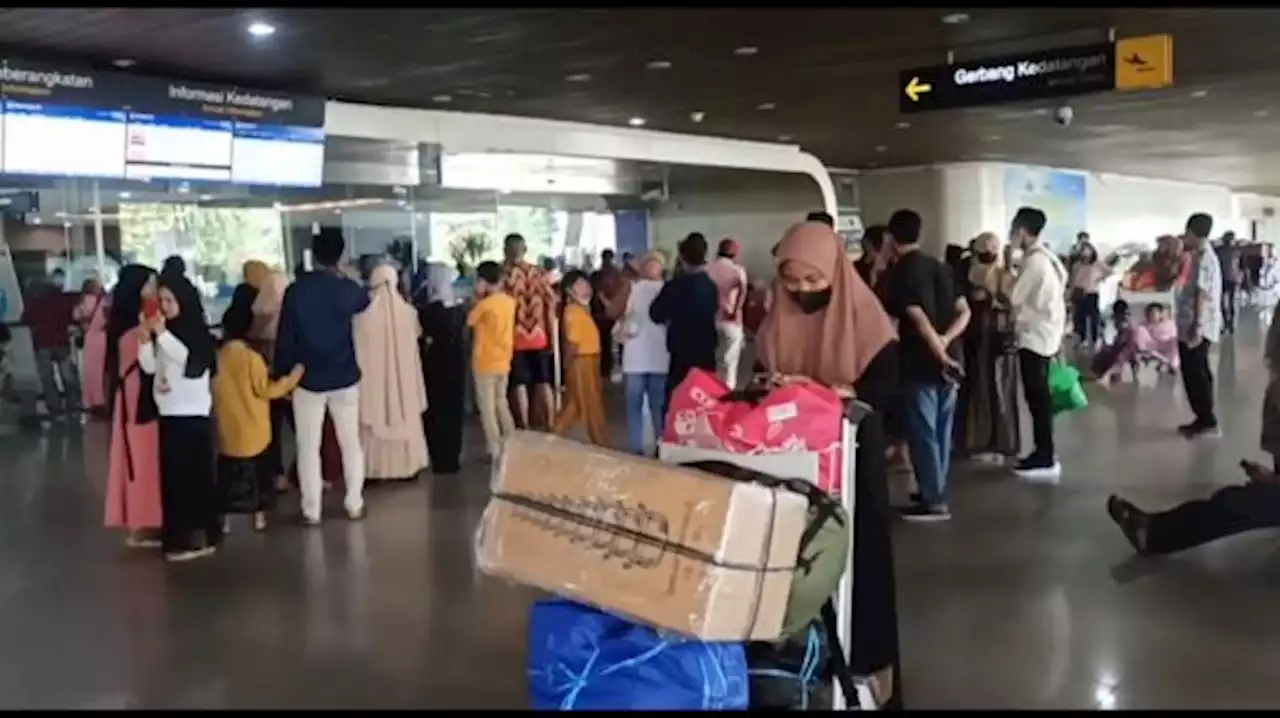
[417,263,467,473]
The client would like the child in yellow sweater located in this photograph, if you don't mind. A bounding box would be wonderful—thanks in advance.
[467,261,518,459]
[214,286,304,531]
[553,270,608,446]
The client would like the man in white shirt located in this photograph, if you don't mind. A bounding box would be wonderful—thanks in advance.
[1008,207,1067,481]
[1174,213,1223,439]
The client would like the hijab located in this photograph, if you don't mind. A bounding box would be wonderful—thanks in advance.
[354,264,427,439]
[424,262,459,307]
[159,273,217,378]
[105,264,158,421]
[242,260,272,291]
[160,255,186,282]
[757,221,897,388]
[967,232,1008,296]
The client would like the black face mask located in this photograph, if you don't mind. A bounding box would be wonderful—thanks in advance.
[976,252,998,264]
[790,287,832,314]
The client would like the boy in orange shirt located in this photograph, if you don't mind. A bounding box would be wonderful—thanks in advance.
[467,261,518,459]
[553,270,608,446]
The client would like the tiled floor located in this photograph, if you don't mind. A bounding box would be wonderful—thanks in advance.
[3,309,1280,709]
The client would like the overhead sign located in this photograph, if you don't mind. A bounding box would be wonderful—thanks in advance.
[899,37,1173,114]
[1115,34,1174,91]
[0,57,327,186]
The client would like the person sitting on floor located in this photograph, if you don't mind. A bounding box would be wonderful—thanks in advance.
[1107,295,1280,555]
[1095,301,1179,387]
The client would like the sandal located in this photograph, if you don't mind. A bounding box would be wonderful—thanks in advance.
[1107,495,1150,556]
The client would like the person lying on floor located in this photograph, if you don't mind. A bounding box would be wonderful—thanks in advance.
[1108,461,1280,557]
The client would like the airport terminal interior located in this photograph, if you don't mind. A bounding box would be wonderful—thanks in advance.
[3,7,1280,710]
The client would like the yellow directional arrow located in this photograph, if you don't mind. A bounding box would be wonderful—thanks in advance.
[904,76,932,102]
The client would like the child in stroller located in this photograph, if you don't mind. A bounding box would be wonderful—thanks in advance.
[1093,300,1178,387]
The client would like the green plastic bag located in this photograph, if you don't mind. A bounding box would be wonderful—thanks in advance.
[1048,358,1088,415]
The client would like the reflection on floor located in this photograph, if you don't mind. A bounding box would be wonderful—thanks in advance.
[4,311,1280,709]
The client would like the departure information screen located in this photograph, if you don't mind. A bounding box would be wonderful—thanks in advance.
[0,58,326,186]
[3,101,127,178]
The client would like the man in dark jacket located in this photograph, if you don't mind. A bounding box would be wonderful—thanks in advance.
[275,227,372,525]
[650,233,719,404]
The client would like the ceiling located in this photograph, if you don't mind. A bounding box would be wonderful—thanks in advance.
[3,9,1280,191]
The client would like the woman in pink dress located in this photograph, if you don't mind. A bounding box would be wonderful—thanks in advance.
[102,264,164,548]
[73,277,110,414]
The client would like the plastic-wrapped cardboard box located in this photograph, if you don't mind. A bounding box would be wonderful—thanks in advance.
[474,431,809,641]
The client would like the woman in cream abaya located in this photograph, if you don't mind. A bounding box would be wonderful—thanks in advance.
[354,264,429,481]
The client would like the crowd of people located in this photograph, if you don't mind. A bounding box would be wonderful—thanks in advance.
[9,200,1280,576]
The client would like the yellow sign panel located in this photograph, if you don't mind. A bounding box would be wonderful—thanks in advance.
[1115,34,1174,91]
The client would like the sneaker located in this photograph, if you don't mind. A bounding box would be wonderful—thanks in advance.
[1014,456,1062,483]
[346,506,366,521]
[164,546,216,563]
[301,515,322,528]
[1176,421,1202,437]
[1183,424,1223,440]
[900,503,951,523]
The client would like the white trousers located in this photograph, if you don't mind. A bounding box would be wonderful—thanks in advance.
[293,385,366,521]
[716,321,746,391]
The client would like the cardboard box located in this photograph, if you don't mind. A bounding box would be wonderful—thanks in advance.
[474,431,809,641]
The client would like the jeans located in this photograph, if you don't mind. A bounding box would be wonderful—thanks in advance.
[902,382,958,507]
[1222,282,1237,331]
[1178,340,1217,428]
[474,372,517,457]
[293,385,365,521]
[1018,349,1055,460]
[624,372,667,455]
[35,346,80,417]
[715,321,746,391]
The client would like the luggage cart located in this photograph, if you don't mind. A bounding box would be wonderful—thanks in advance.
[658,400,878,710]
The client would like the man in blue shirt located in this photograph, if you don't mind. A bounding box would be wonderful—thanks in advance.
[275,227,372,524]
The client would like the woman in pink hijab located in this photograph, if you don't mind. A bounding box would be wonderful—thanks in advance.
[72,276,110,414]
[354,264,429,481]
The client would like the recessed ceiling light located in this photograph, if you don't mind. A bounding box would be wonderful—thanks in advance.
[334,209,343,215]
[984,134,1001,142]
[734,46,759,56]
[1255,109,1270,117]
[565,73,592,82]
[690,111,706,123]
[118,191,132,199]
[198,194,212,201]
[896,121,911,129]
[432,94,453,103]
[941,12,971,25]
[646,60,673,70]
[112,58,137,69]
[628,117,647,127]
[757,102,776,111]
[778,134,793,142]
[247,21,276,38]
[1190,89,1209,98]
[875,145,888,153]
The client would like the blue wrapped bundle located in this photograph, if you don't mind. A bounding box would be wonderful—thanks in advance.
[527,599,749,711]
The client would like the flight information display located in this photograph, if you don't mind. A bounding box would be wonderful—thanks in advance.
[0,58,326,186]
[3,101,127,178]
[125,113,234,181]
[230,124,326,187]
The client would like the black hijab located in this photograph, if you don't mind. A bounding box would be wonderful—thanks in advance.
[158,273,217,378]
[105,264,159,423]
